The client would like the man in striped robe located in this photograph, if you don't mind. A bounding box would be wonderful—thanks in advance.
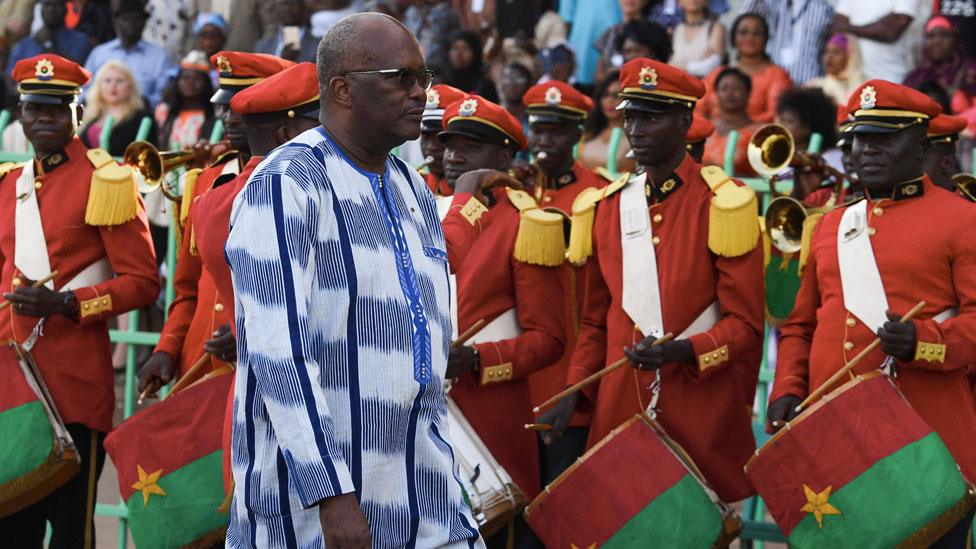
[225,13,484,548]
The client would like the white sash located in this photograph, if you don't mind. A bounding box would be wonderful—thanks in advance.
[14,162,53,289]
[837,200,889,333]
[620,173,665,338]
[467,308,523,345]
[436,196,459,340]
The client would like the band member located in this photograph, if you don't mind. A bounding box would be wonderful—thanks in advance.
[440,95,567,501]
[540,58,765,504]
[519,80,607,484]
[768,80,976,546]
[138,52,294,394]
[225,14,481,547]
[923,113,967,195]
[686,115,715,164]
[0,54,159,546]
[421,84,466,198]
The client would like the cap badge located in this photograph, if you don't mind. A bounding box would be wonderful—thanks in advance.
[458,98,478,117]
[860,85,877,110]
[639,66,658,90]
[34,59,54,81]
[216,55,232,74]
[544,86,562,106]
[425,88,440,110]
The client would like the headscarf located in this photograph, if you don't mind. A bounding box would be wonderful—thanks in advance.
[444,30,485,94]
[904,16,976,96]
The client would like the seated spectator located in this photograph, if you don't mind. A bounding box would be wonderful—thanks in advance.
[84,0,175,108]
[669,0,725,78]
[775,87,843,199]
[595,0,665,83]
[193,12,226,59]
[444,30,498,102]
[579,69,636,174]
[741,0,835,85]
[498,62,532,125]
[1,0,35,51]
[190,0,275,54]
[698,12,792,124]
[80,59,157,155]
[7,0,91,72]
[702,67,759,176]
[905,16,976,96]
[69,0,115,48]
[536,42,576,84]
[805,33,864,106]
[255,0,318,63]
[650,0,729,29]
[154,51,216,150]
[403,0,459,76]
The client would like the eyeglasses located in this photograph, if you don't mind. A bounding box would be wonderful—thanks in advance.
[342,68,434,91]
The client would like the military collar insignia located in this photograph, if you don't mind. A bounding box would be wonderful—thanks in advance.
[425,88,440,110]
[215,55,232,75]
[860,85,877,110]
[891,177,925,201]
[544,86,562,106]
[639,66,658,91]
[39,149,69,172]
[458,98,478,117]
[34,58,54,81]
[645,173,683,203]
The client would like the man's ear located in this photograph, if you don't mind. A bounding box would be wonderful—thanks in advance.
[677,109,693,136]
[328,77,354,110]
[497,145,515,171]
[73,104,84,129]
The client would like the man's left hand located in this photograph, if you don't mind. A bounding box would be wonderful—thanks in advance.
[203,324,237,362]
[446,345,478,379]
[624,338,694,371]
[878,310,917,361]
[3,281,72,318]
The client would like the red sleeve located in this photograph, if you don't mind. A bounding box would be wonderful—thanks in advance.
[72,197,160,325]
[442,192,494,270]
[154,207,202,357]
[474,260,567,381]
[565,217,611,407]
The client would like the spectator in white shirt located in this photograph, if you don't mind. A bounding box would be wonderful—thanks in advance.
[831,0,920,83]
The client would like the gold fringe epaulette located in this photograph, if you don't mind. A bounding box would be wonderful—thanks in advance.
[506,188,566,267]
[700,165,760,257]
[758,216,771,270]
[84,149,138,226]
[567,173,630,265]
[0,162,19,180]
[798,212,824,272]
[180,168,203,226]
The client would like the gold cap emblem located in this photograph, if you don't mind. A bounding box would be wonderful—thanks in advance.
[34,59,54,81]
[458,98,478,117]
[639,66,658,90]
[860,85,877,110]
[425,88,440,110]
[216,55,232,74]
[544,86,562,106]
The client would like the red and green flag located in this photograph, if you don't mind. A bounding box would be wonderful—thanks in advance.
[747,372,976,547]
[0,341,78,517]
[526,414,741,547]
[104,372,232,548]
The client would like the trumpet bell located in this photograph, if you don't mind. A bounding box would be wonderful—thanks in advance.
[123,141,164,193]
[953,173,976,202]
[765,196,807,253]
[748,124,795,177]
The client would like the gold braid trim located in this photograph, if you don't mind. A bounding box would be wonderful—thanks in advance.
[895,486,976,548]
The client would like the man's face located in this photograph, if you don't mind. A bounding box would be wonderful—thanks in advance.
[499,66,529,104]
[115,12,147,43]
[39,0,66,28]
[528,121,580,173]
[852,126,925,192]
[197,25,226,57]
[215,102,248,152]
[922,142,960,191]
[622,108,689,169]
[21,101,78,153]
[419,130,445,178]
[442,134,511,186]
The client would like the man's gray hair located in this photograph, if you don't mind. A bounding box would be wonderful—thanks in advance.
[316,13,417,99]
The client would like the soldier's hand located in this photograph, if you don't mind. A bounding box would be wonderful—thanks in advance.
[203,324,236,362]
[446,345,478,379]
[138,351,175,394]
[3,281,70,318]
[319,493,371,548]
[509,158,538,187]
[878,310,917,362]
[767,395,803,433]
[624,338,694,371]
[537,392,578,445]
[453,169,522,205]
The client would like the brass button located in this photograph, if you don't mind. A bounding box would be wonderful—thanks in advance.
[34,181,42,190]
[83,303,90,310]
[12,278,22,287]
[543,196,552,203]
[703,357,711,364]
[846,317,856,328]
[652,214,663,223]
[720,348,727,356]
[652,236,661,245]
[711,352,719,360]
[844,341,854,351]
[868,227,877,236]
[872,207,883,216]
[100,297,109,305]
[214,303,225,312]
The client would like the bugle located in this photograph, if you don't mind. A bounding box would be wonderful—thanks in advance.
[123,141,207,203]
[953,173,976,202]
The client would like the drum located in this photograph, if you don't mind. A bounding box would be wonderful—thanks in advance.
[104,372,232,548]
[0,340,79,517]
[746,371,976,548]
[446,396,526,536]
[525,414,741,548]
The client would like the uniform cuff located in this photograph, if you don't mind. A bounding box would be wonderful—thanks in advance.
[688,333,729,374]
[72,287,114,325]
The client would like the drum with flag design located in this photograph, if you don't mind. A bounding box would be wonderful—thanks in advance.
[746,371,976,547]
[0,340,79,517]
[525,414,741,547]
[104,372,232,548]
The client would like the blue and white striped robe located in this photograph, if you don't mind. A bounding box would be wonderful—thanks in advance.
[225,127,484,548]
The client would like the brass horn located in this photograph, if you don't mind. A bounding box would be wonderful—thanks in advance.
[123,141,205,202]
[747,123,795,179]
[953,173,976,202]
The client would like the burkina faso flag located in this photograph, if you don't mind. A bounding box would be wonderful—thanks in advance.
[526,414,741,547]
[104,372,232,548]
[746,371,976,548]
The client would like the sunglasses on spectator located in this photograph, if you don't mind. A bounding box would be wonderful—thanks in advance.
[342,68,434,91]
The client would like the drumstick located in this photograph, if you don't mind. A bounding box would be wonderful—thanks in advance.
[451,318,486,348]
[0,271,59,310]
[524,423,553,431]
[533,333,674,413]
[169,352,214,396]
[794,300,926,413]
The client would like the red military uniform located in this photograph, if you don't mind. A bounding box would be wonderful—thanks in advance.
[421,85,466,198]
[424,171,452,197]
[565,59,764,503]
[440,96,567,498]
[774,81,976,481]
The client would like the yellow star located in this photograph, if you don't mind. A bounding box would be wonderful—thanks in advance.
[131,464,167,506]
[800,484,841,528]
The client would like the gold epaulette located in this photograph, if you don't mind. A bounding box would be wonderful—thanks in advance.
[567,172,630,265]
[85,148,138,226]
[0,162,19,180]
[179,168,203,226]
[506,187,566,267]
[700,165,760,257]
[595,166,617,182]
[212,150,238,167]
[798,212,824,272]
